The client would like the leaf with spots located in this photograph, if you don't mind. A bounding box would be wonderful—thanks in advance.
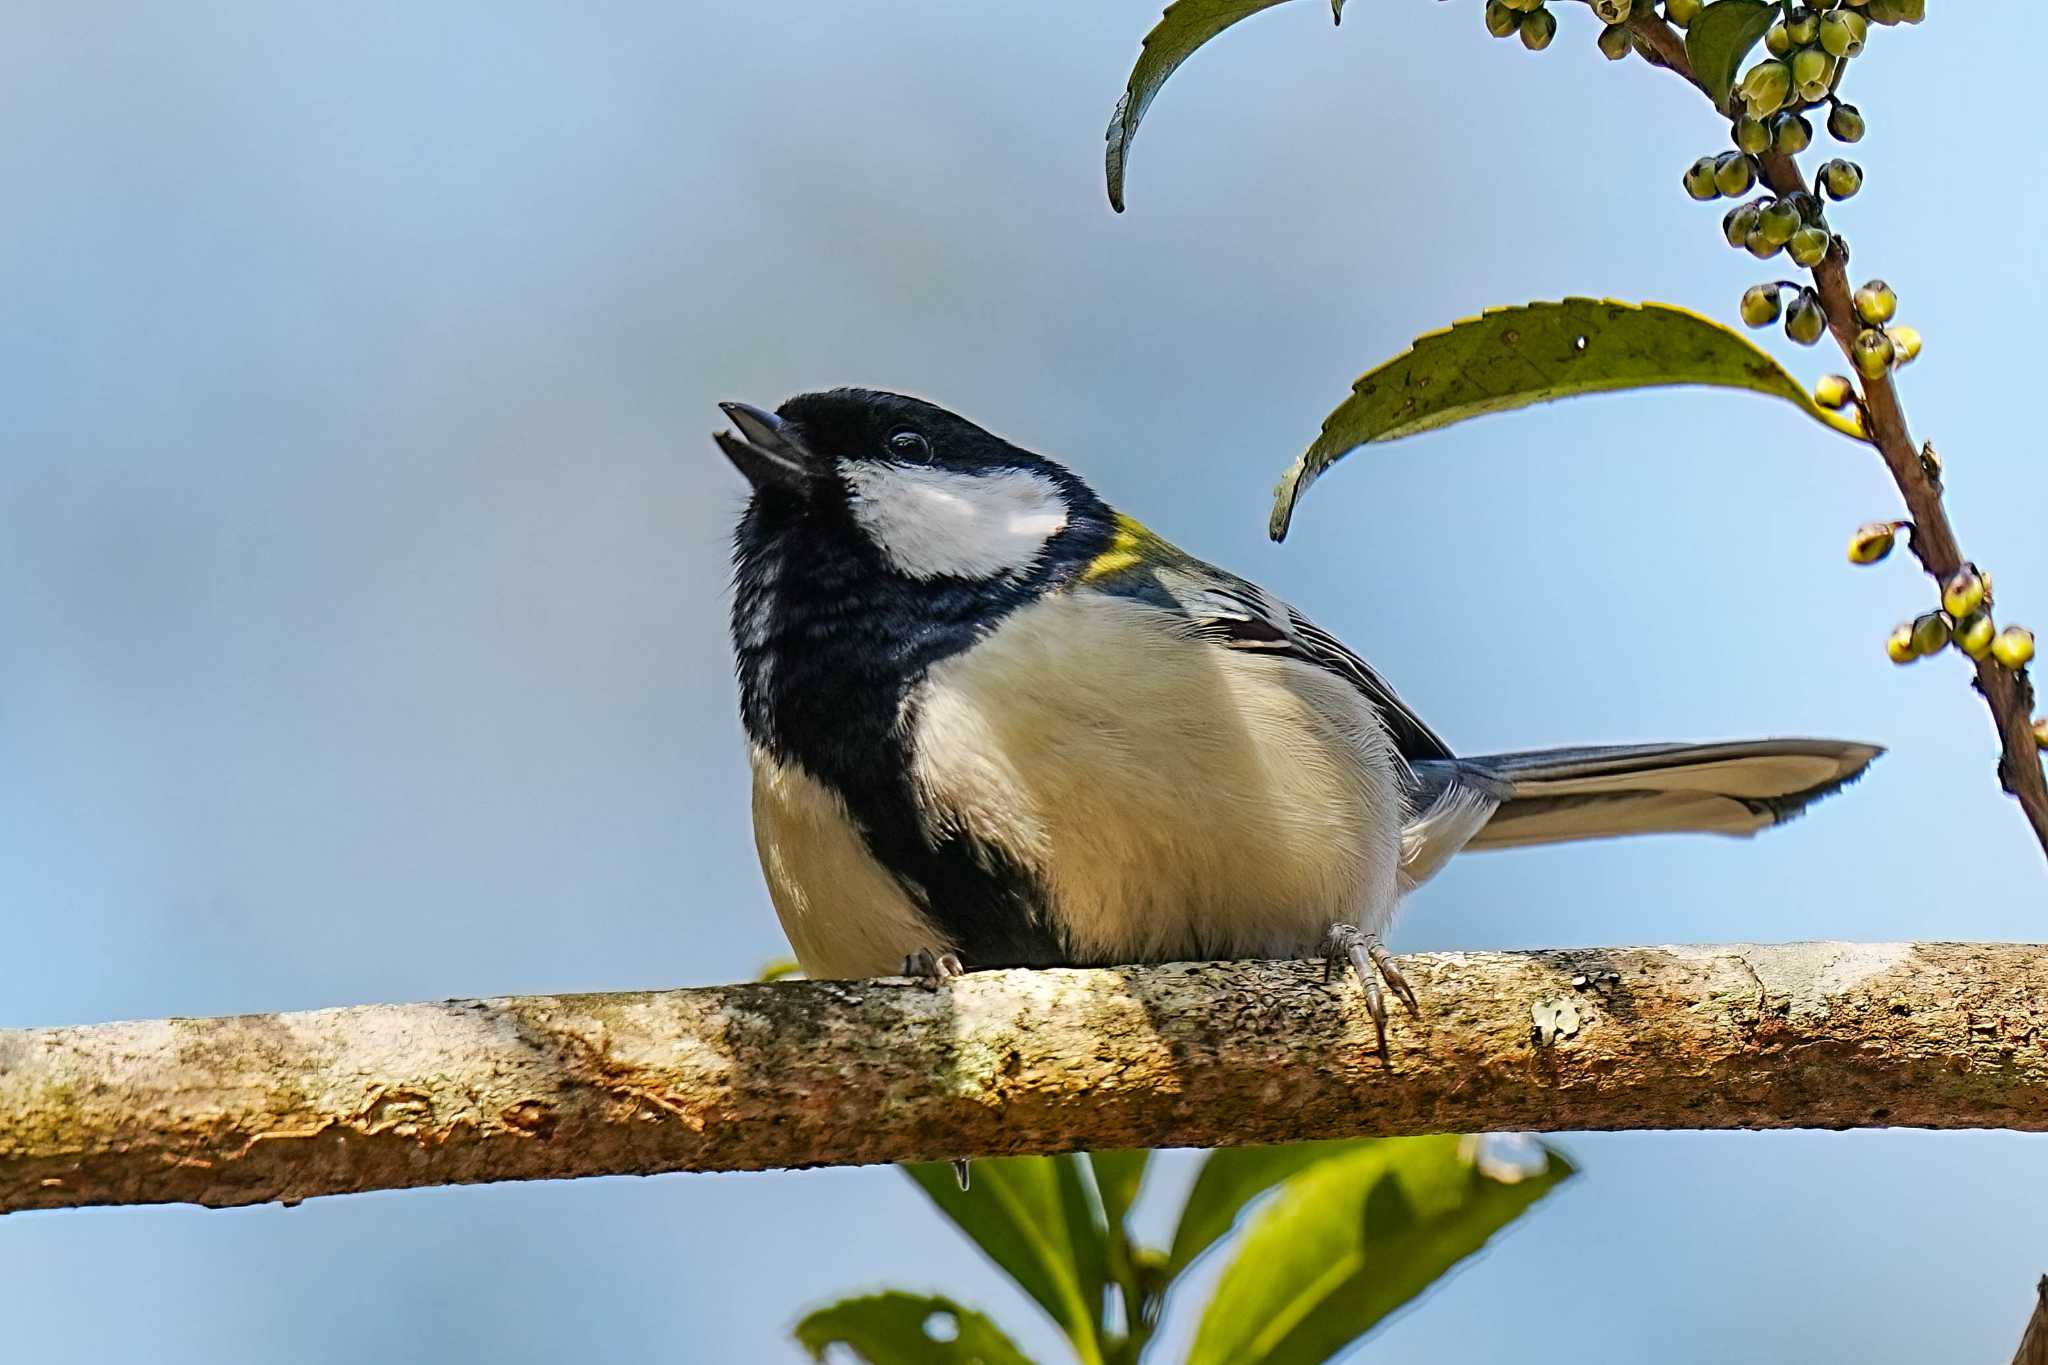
[793,1291,1035,1365]
[1269,298,1864,541]
[1106,0,1342,212]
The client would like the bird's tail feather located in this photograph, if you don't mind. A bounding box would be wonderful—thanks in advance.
[1413,738,1882,851]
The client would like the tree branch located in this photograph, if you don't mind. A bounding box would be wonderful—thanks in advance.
[7,942,2048,1215]
[1622,11,2048,859]
[2014,1276,2048,1365]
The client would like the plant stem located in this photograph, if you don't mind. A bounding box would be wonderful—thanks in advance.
[1101,1223,1155,1365]
[1626,11,2048,860]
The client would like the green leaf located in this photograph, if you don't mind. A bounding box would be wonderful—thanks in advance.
[903,1157,1108,1364]
[1087,1150,1150,1244]
[794,1291,1036,1365]
[1185,1136,1575,1365]
[1684,1,1777,110]
[1269,297,1864,541]
[1166,1139,1365,1277]
[1105,0,1341,213]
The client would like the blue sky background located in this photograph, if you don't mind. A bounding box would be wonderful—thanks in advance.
[4,2,2045,1360]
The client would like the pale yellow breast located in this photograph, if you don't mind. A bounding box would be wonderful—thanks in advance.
[907,593,1406,963]
[750,750,952,979]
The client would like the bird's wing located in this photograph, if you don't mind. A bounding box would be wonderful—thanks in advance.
[1134,562,1454,764]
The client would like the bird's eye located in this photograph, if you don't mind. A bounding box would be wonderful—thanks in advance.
[886,429,931,461]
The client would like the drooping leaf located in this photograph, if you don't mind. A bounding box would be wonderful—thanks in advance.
[1684,0,1777,110]
[1105,0,1341,213]
[1087,1150,1150,1245]
[903,1157,1108,1364]
[794,1291,1036,1365]
[1269,297,1864,541]
[1166,1138,1365,1276]
[1184,1136,1575,1365]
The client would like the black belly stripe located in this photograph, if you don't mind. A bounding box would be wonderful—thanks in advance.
[732,482,1115,969]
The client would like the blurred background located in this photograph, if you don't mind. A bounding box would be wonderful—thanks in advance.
[3,2,2044,1360]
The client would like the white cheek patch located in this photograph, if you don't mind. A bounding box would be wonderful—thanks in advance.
[843,462,1070,580]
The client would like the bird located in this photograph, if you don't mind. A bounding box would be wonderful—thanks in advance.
[716,387,1880,1049]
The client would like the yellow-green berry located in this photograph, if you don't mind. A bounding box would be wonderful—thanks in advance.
[1500,0,1544,13]
[1590,0,1631,23]
[1598,23,1633,59]
[1714,151,1757,198]
[1955,610,1996,659]
[1746,224,1782,259]
[1486,1,1522,36]
[1887,324,1922,365]
[1791,47,1834,99]
[1771,112,1813,155]
[1786,10,1820,44]
[1740,284,1783,328]
[1815,374,1856,409]
[1734,114,1771,154]
[1788,224,1831,267]
[1740,60,1793,116]
[1943,568,1987,619]
[1684,155,1721,200]
[1853,279,1897,325]
[1820,9,1868,55]
[1785,289,1827,345]
[1520,8,1556,49]
[1765,21,1793,55]
[1723,200,1764,247]
[2034,717,2048,751]
[1852,327,1895,377]
[1846,521,1895,563]
[1993,626,2036,670]
[1910,611,1952,657]
[1827,102,1865,142]
[1886,623,1917,665]
[1757,197,1801,245]
[1820,158,1863,199]
[1666,0,1701,23]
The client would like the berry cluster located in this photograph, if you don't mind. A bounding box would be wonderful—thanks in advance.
[1748,277,1918,397]
[1481,0,1708,56]
[1851,534,2036,675]
[1670,5,1923,373]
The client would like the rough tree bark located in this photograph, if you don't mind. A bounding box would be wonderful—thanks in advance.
[5,941,2048,1215]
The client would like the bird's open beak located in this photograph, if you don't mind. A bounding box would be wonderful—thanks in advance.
[715,401,820,493]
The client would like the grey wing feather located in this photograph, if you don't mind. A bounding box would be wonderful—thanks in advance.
[1148,567,1453,763]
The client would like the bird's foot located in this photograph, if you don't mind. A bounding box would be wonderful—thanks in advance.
[901,948,964,989]
[1321,924,1419,1056]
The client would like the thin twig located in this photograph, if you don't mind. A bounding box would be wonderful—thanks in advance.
[1625,12,2048,859]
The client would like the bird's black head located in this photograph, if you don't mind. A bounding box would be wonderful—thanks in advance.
[716,387,1111,584]
[717,388,1116,766]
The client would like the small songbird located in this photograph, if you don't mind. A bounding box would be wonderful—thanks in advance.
[717,388,1878,1045]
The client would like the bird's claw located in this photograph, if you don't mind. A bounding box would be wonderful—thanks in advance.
[902,948,964,989]
[1322,924,1418,1055]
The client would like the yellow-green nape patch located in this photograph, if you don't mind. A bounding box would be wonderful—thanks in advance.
[1082,514,1167,581]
